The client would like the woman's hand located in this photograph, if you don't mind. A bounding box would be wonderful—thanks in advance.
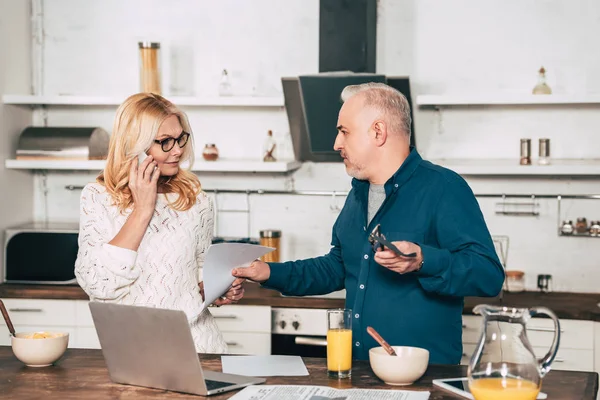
[214,277,246,306]
[128,155,159,217]
[199,278,246,307]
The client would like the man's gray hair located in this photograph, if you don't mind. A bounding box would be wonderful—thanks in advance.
[340,82,412,139]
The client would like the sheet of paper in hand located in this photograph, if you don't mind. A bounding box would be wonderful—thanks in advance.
[201,243,274,310]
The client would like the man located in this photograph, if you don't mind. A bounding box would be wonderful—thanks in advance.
[233,82,504,364]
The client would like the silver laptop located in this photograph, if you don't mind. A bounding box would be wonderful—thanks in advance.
[89,302,266,396]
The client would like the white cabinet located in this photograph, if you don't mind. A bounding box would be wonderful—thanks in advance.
[461,315,595,372]
[0,299,79,348]
[210,305,271,355]
[0,299,272,355]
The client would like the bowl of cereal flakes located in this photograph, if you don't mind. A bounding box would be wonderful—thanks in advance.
[11,331,69,367]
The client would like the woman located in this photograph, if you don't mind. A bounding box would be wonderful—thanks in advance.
[75,92,244,353]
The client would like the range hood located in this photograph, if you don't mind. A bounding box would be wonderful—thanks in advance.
[281,73,415,162]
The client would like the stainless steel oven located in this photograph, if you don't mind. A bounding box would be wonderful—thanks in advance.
[271,308,328,358]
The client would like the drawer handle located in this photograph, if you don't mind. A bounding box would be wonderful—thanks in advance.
[554,358,564,363]
[8,308,43,313]
[528,327,565,333]
[226,342,239,346]
[295,337,327,347]
[213,315,238,319]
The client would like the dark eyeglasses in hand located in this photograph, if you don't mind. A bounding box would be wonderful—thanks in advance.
[154,132,190,152]
[368,224,417,258]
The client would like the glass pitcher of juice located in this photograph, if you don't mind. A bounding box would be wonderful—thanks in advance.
[468,304,560,400]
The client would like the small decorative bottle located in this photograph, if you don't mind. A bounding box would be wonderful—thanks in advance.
[532,66,552,95]
[263,130,277,162]
[218,69,232,96]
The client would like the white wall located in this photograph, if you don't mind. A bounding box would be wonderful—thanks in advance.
[0,0,34,276]
[8,0,600,292]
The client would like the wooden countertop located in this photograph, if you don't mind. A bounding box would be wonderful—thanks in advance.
[1,282,600,321]
[0,347,597,399]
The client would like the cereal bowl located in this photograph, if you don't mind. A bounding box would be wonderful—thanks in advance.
[369,345,429,386]
[11,331,69,367]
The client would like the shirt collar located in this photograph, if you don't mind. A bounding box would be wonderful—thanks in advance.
[351,146,422,194]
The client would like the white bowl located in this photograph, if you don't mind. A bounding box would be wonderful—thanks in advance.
[369,346,429,386]
[11,331,69,367]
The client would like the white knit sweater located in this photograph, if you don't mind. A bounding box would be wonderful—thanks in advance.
[75,182,227,354]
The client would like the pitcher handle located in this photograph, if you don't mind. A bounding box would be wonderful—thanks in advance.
[529,306,561,377]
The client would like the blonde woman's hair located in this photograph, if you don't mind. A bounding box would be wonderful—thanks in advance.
[98,92,201,212]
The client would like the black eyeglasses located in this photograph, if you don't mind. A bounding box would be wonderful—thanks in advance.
[154,132,190,152]
[368,223,417,258]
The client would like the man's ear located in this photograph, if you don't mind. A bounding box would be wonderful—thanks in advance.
[372,121,387,147]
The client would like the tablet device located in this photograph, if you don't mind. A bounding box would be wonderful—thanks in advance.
[432,377,547,399]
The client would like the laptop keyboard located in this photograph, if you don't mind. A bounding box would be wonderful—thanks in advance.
[205,379,235,391]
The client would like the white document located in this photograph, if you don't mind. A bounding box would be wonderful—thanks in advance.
[228,385,430,400]
[222,355,309,377]
[201,243,274,309]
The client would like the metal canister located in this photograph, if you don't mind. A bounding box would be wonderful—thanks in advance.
[538,138,551,165]
[520,139,532,165]
[260,230,281,263]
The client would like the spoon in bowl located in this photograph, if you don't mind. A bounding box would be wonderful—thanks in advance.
[0,299,16,337]
[367,326,397,356]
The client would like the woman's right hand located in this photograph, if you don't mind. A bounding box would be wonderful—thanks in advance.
[128,155,159,217]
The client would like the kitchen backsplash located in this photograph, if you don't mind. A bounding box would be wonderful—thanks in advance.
[33,170,600,294]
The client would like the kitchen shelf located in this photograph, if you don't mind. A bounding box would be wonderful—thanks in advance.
[4,159,302,173]
[417,94,600,107]
[2,95,284,107]
[430,158,600,176]
[558,231,600,238]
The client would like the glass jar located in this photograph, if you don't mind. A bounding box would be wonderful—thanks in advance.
[575,217,588,234]
[138,42,161,94]
[504,270,525,292]
[589,221,600,237]
[519,139,531,165]
[259,230,281,262]
[202,144,219,161]
[560,220,574,235]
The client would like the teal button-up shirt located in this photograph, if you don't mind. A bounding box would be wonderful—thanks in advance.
[264,148,504,364]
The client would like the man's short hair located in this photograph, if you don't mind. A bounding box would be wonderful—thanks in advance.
[340,82,412,140]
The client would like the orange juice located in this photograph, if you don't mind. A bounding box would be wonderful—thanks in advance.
[469,377,540,400]
[327,329,352,373]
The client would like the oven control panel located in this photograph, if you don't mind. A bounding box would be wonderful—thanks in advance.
[271,308,328,336]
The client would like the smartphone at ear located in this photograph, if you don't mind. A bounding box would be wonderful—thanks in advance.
[138,151,148,166]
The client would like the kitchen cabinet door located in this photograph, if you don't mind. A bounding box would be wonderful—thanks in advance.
[0,298,76,327]
[210,305,271,333]
[74,327,100,349]
[221,332,271,355]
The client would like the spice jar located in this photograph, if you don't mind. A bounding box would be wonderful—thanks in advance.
[259,230,281,263]
[138,42,161,94]
[520,139,531,165]
[575,217,588,234]
[202,144,219,161]
[504,270,525,293]
[589,221,600,237]
[538,138,551,165]
[560,220,574,235]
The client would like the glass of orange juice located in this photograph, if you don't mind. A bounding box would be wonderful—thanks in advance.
[327,308,352,379]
